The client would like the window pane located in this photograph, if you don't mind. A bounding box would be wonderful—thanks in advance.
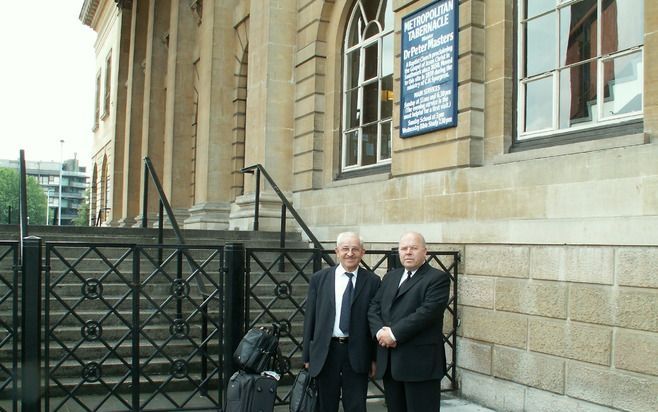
[525,0,555,19]
[347,13,364,47]
[380,121,391,160]
[362,81,379,124]
[380,0,393,32]
[524,76,553,132]
[559,62,596,128]
[345,89,360,129]
[362,124,378,166]
[381,33,393,77]
[525,13,556,76]
[345,130,359,167]
[363,0,379,21]
[601,0,644,54]
[346,50,360,89]
[365,22,380,39]
[364,43,379,80]
[601,51,642,117]
[380,74,393,119]
[559,0,597,66]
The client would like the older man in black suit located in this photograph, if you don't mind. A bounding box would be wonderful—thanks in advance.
[302,232,381,412]
[369,231,451,412]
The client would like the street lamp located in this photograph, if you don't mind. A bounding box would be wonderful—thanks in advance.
[58,139,64,226]
[46,190,51,225]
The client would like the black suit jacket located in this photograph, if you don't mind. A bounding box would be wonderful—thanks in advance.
[368,262,451,382]
[303,265,381,377]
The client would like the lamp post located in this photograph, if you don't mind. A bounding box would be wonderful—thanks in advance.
[58,139,64,226]
[46,190,51,225]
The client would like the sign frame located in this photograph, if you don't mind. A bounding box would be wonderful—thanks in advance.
[399,0,459,138]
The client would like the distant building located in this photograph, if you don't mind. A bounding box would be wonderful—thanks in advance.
[0,158,88,225]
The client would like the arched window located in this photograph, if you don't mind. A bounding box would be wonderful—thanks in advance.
[342,0,394,172]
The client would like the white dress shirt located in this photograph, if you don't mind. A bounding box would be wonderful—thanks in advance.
[332,265,357,337]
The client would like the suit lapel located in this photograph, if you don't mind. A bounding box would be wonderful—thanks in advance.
[388,269,405,302]
[351,267,365,306]
[394,263,427,300]
[327,266,337,317]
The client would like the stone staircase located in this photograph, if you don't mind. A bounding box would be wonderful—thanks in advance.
[0,225,314,400]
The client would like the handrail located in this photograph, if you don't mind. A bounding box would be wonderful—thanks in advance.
[141,157,210,295]
[141,157,186,245]
[240,164,335,265]
[18,150,29,264]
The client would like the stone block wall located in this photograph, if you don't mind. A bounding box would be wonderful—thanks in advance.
[457,244,658,412]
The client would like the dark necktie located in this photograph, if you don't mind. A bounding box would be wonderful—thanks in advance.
[339,272,354,334]
[399,270,412,288]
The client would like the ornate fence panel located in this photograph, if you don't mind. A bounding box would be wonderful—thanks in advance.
[2,239,459,411]
[0,242,18,412]
[43,243,225,411]
[244,247,323,405]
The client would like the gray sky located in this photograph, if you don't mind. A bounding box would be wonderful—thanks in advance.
[0,1,96,169]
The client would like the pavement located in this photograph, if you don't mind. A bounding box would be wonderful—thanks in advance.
[274,392,495,411]
[364,392,495,411]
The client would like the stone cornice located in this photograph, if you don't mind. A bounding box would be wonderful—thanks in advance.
[79,0,100,27]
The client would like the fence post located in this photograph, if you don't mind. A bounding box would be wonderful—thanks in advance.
[21,236,42,412]
[387,246,401,270]
[223,243,245,396]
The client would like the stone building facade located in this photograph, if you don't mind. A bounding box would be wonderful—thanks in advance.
[80,0,657,410]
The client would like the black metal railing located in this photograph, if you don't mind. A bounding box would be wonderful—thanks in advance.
[243,246,460,407]
[142,157,185,246]
[2,237,459,411]
[240,164,335,266]
[0,242,19,412]
[18,150,29,264]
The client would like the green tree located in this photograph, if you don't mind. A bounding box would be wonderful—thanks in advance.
[72,188,90,226]
[0,167,47,225]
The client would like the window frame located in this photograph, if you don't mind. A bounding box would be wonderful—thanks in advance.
[515,0,644,146]
[340,0,394,175]
[93,70,101,131]
[101,52,112,120]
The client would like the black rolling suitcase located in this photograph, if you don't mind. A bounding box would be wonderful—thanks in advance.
[224,324,282,412]
[225,370,278,412]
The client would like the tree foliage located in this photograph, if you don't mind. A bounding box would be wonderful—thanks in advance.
[72,188,90,226]
[0,167,47,225]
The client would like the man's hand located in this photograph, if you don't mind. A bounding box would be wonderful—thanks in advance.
[377,326,397,348]
[304,362,309,369]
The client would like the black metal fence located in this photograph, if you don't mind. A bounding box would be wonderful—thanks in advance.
[243,247,460,406]
[0,242,18,412]
[0,239,459,411]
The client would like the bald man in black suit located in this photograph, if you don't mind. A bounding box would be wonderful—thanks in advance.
[369,232,451,412]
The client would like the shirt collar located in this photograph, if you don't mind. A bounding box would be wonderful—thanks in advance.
[337,265,359,277]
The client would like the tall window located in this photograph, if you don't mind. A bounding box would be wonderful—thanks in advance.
[93,71,101,130]
[102,53,112,119]
[342,0,393,172]
[518,0,643,141]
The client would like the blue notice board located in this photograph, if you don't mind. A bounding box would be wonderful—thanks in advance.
[400,0,458,138]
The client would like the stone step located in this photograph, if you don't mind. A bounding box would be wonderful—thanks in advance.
[0,224,303,243]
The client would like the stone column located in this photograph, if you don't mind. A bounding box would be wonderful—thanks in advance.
[229,0,297,230]
[161,0,196,225]
[117,0,148,227]
[133,0,171,227]
[105,4,133,225]
[184,0,236,229]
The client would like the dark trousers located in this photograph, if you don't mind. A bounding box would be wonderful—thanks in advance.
[316,340,368,412]
[383,362,441,412]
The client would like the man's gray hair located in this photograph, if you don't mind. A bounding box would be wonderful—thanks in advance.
[336,231,364,247]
